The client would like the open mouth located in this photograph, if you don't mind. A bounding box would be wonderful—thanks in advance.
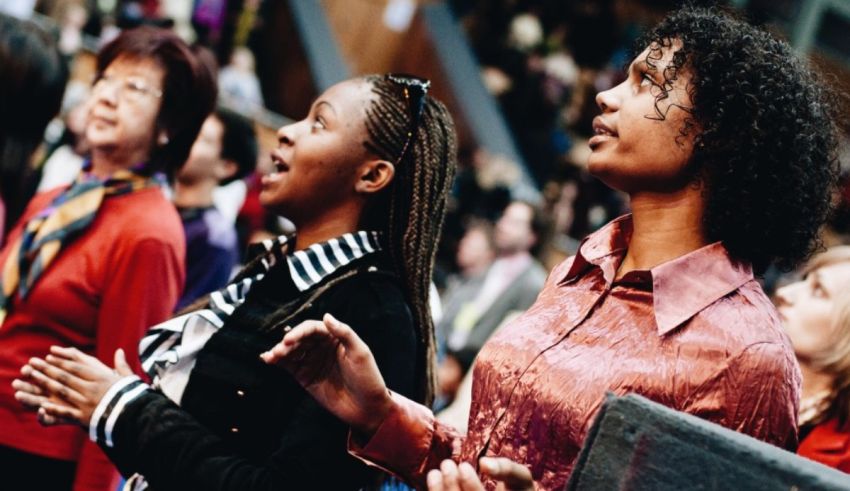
[264,150,290,183]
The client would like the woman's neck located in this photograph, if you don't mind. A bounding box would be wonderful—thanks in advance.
[173,180,217,209]
[90,147,147,179]
[292,202,364,251]
[617,185,708,278]
[799,361,835,402]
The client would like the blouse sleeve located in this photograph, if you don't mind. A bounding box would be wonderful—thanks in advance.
[348,391,466,489]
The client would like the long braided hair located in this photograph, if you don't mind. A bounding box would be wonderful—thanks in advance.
[360,75,457,405]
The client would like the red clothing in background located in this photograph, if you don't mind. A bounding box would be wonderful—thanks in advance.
[799,419,850,473]
[352,215,801,490]
[0,186,185,491]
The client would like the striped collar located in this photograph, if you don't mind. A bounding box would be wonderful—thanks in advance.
[286,231,383,291]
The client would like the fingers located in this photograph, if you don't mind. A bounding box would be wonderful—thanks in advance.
[458,462,483,490]
[113,349,133,376]
[21,361,88,405]
[323,313,369,355]
[12,377,43,396]
[427,469,443,490]
[12,379,48,410]
[42,353,98,381]
[39,401,84,426]
[260,320,329,364]
[49,345,99,365]
[479,457,534,490]
[428,460,482,491]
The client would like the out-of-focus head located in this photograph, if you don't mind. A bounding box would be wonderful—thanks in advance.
[494,201,543,255]
[591,7,840,274]
[776,247,850,361]
[90,26,216,178]
[0,13,67,229]
[457,220,496,276]
[776,246,850,425]
[179,107,257,186]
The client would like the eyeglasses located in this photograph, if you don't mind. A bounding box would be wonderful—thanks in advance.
[92,74,163,103]
[386,73,430,165]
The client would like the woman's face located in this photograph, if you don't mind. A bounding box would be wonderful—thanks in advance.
[588,41,697,193]
[86,56,164,166]
[775,261,850,359]
[260,79,376,222]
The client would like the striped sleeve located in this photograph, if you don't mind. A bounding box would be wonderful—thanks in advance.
[88,375,152,448]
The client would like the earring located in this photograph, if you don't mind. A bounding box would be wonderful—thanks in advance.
[158,134,170,145]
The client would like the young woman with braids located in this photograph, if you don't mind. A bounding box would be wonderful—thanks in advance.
[13,74,456,490]
[232,8,837,491]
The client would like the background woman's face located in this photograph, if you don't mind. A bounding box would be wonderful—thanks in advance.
[588,41,696,194]
[775,261,850,359]
[259,79,375,222]
[86,56,164,165]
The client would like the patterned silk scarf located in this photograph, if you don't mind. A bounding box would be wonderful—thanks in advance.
[0,165,163,325]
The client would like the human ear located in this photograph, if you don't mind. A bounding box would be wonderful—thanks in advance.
[355,159,395,194]
[216,160,239,182]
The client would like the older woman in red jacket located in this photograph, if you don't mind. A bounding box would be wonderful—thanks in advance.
[0,27,214,491]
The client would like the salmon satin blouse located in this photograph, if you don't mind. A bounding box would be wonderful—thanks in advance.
[353,215,801,490]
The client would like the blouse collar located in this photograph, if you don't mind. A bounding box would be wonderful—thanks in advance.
[562,215,754,336]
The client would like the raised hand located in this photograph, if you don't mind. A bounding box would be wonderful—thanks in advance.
[260,313,394,436]
[426,458,535,491]
[13,346,133,427]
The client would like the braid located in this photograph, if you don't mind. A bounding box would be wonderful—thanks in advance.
[362,75,457,405]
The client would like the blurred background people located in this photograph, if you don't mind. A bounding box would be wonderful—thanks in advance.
[173,106,257,310]
[0,13,67,243]
[218,46,264,113]
[0,26,215,491]
[776,247,850,473]
[436,200,546,404]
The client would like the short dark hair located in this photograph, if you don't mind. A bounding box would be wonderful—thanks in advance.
[0,14,67,234]
[96,26,216,179]
[636,7,842,274]
[214,106,257,185]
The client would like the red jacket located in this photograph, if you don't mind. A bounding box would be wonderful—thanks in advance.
[798,418,850,473]
[0,186,185,491]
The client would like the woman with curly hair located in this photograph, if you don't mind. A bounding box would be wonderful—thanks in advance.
[252,7,840,490]
[776,247,850,473]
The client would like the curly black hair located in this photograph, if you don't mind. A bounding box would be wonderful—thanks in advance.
[634,7,842,274]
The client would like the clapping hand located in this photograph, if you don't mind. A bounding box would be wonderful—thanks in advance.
[260,313,394,436]
[13,346,133,427]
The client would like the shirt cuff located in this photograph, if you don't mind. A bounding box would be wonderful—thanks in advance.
[347,391,436,479]
[88,375,151,448]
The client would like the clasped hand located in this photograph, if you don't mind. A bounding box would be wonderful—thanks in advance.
[12,346,133,427]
